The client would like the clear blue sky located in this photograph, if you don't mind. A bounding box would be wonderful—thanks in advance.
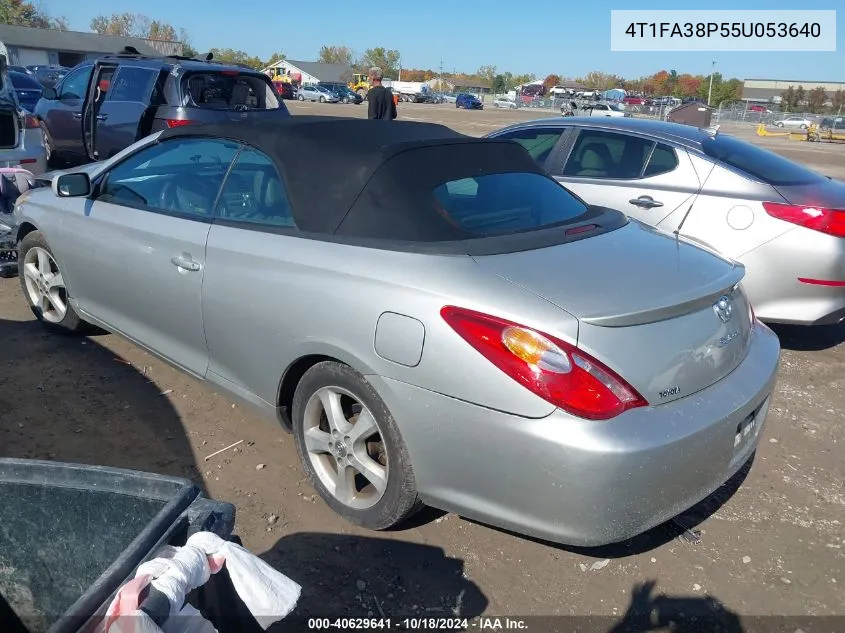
[39,0,844,81]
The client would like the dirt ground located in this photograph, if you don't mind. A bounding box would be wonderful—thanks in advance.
[1,103,843,630]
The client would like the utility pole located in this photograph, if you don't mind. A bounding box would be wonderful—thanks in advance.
[707,60,717,106]
[398,57,402,82]
[439,60,444,92]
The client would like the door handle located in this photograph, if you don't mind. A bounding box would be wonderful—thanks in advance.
[96,114,107,122]
[71,112,82,119]
[170,255,202,272]
[629,195,664,209]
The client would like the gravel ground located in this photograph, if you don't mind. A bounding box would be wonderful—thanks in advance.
[0,102,842,631]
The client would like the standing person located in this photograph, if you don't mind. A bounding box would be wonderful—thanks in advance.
[367,66,397,120]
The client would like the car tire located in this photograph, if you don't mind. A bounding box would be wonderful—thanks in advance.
[800,124,808,129]
[292,360,422,530]
[298,94,304,101]
[40,123,61,169]
[776,122,783,127]
[18,231,90,334]
[319,96,326,103]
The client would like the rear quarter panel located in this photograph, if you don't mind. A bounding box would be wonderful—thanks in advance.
[201,226,579,419]
[673,163,793,259]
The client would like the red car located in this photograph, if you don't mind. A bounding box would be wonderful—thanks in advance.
[622,96,649,105]
[748,104,771,113]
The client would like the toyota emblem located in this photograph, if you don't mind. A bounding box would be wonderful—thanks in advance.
[713,295,733,323]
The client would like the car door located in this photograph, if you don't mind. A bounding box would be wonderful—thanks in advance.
[203,145,299,402]
[58,137,240,377]
[83,63,117,161]
[553,127,700,226]
[39,64,93,161]
[93,64,159,160]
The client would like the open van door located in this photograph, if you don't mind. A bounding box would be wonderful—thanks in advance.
[91,66,162,161]
[82,62,117,161]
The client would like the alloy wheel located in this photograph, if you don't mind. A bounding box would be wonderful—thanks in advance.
[302,386,388,510]
[22,246,67,323]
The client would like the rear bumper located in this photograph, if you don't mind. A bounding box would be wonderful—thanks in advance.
[739,228,845,325]
[368,322,781,547]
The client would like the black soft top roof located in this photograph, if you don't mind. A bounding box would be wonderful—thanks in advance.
[158,117,546,240]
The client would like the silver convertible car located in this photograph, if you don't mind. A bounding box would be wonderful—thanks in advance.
[10,118,781,546]
[488,118,845,327]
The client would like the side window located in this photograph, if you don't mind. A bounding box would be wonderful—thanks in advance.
[216,147,295,227]
[496,128,566,164]
[97,139,239,218]
[108,67,157,102]
[562,130,654,179]
[643,143,679,178]
[58,66,93,100]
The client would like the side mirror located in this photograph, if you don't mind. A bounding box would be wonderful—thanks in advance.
[42,86,57,100]
[53,173,91,198]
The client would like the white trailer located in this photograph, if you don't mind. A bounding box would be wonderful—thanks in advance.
[383,80,432,103]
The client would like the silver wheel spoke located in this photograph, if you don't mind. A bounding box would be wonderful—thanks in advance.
[348,452,387,494]
[318,388,350,434]
[23,262,39,282]
[348,408,378,445]
[39,292,51,314]
[36,248,51,274]
[333,464,356,505]
[304,427,333,455]
[46,271,64,290]
[46,289,67,319]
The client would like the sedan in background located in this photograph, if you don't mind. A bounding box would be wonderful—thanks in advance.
[297,85,339,103]
[582,102,630,118]
[493,96,518,109]
[455,93,483,109]
[774,115,813,129]
[488,117,845,326]
[318,82,363,104]
[10,118,779,547]
[8,70,43,112]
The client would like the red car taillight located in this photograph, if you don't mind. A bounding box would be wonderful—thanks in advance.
[165,119,194,128]
[763,202,845,238]
[440,306,648,421]
[24,114,39,129]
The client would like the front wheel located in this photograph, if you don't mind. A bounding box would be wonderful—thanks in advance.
[298,94,304,101]
[292,361,421,530]
[18,231,89,333]
[776,122,784,127]
[319,96,326,103]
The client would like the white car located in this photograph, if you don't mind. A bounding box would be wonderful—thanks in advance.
[0,56,47,175]
[584,103,631,118]
[774,115,812,129]
[493,97,518,109]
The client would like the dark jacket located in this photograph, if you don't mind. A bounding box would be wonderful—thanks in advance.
[367,85,397,120]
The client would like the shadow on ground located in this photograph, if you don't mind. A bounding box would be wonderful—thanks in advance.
[0,317,202,485]
[258,532,487,629]
[768,322,845,352]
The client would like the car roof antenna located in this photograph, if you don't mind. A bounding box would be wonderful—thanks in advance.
[674,201,696,240]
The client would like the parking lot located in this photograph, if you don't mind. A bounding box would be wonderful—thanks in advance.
[1,102,843,627]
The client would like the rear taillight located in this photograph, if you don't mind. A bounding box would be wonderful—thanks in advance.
[165,119,193,128]
[24,114,39,129]
[763,202,845,238]
[440,306,648,421]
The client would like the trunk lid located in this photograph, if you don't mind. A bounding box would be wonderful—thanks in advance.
[0,71,19,150]
[473,220,755,405]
